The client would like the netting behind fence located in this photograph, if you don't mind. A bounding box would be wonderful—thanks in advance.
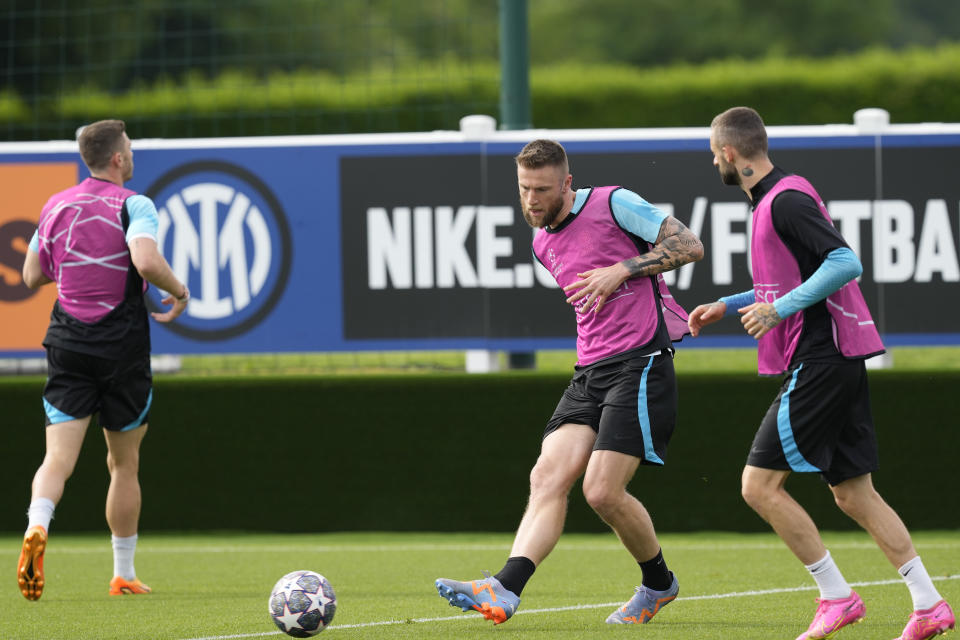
[1,0,500,141]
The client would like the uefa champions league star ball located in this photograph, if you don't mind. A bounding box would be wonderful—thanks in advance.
[268,570,337,637]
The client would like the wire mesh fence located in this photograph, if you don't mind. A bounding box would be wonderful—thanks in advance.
[1,0,500,141]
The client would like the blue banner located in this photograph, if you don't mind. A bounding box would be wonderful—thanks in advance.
[2,126,959,355]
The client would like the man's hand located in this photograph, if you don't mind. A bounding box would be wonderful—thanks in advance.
[150,292,188,323]
[739,302,782,339]
[563,262,630,314]
[687,301,727,337]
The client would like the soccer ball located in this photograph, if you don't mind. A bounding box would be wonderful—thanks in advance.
[268,570,337,637]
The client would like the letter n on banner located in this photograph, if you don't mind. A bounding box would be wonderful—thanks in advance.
[0,163,78,352]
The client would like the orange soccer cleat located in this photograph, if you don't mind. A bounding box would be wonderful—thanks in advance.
[109,575,153,595]
[435,572,521,625]
[606,574,680,624]
[17,525,48,601]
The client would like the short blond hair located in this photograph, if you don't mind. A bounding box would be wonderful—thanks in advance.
[515,139,569,173]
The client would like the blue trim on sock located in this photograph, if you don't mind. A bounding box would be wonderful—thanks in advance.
[636,356,663,465]
[777,364,820,472]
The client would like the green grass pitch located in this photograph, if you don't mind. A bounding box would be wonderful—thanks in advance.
[2,530,957,639]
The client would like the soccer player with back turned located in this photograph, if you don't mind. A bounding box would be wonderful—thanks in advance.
[435,139,703,625]
[17,120,190,600]
[688,106,955,640]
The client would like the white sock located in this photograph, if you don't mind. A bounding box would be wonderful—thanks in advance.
[805,551,852,600]
[112,534,138,581]
[898,556,941,611]
[27,497,55,532]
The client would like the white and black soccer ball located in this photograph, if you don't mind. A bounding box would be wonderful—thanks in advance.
[268,570,337,637]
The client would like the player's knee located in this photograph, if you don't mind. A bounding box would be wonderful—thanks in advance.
[832,487,872,519]
[106,451,140,476]
[528,460,573,499]
[740,479,769,511]
[833,490,851,514]
[39,458,75,483]
[582,480,619,517]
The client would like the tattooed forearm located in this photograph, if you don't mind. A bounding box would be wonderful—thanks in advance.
[620,217,704,278]
[753,305,781,329]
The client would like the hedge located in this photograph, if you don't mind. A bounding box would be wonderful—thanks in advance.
[3,44,959,141]
[1,370,955,533]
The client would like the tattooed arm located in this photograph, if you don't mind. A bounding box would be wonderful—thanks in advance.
[621,216,704,278]
[563,216,704,313]
[738,302,782,338]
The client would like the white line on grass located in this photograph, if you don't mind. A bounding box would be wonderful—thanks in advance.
[178,575,960,640]
[15,541,960,554]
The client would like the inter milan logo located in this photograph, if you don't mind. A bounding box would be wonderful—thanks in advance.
[144,161,292,340]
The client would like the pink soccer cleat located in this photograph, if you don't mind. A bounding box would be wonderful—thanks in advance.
[895,600,955,640]
[796,590,866,640]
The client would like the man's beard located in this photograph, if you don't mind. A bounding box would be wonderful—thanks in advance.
[719,163,741,186]
[521,198,564,229]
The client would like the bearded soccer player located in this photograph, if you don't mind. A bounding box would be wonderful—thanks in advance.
[688,106,955,640]
[435,139,703,625]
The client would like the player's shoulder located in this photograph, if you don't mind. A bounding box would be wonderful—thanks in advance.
[610,186,654,206]
[610,185,639,200]
[41,183,77,213]
[611,187,667,222]
[124,194,159,217]
[770,188,821,223]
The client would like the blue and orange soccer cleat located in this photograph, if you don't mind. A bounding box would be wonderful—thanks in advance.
[606,574,679,624]
[435,572,520,625]
[109,576,152,595]
[17,525,47,601]
[795,590,866,640]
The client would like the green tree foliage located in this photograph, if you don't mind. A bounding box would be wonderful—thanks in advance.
[3,0,960,140]
[3,42,951,141]
[530,0,896,65]
[4,0,960,98]
[0,0,499,96]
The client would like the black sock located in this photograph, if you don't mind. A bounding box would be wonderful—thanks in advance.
[638,549,672,591]
[494,556,536,596]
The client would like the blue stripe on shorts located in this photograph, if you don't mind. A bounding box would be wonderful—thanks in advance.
[777,364,820,472]
[636,355,664,465]
[120,388,153,431]
[43,397,77,424]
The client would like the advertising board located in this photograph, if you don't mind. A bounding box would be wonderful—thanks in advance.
[2,121,958,355]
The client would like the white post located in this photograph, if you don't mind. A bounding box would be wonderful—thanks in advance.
[854,108,894,369]
[460,115,502,373]
[853,108,890,133]
[465,349,501,373]
[459,114,497,140]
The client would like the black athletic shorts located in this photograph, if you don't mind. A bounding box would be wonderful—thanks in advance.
[42,346,152,431]
[544,350,677,464]
[747,359,878,486]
